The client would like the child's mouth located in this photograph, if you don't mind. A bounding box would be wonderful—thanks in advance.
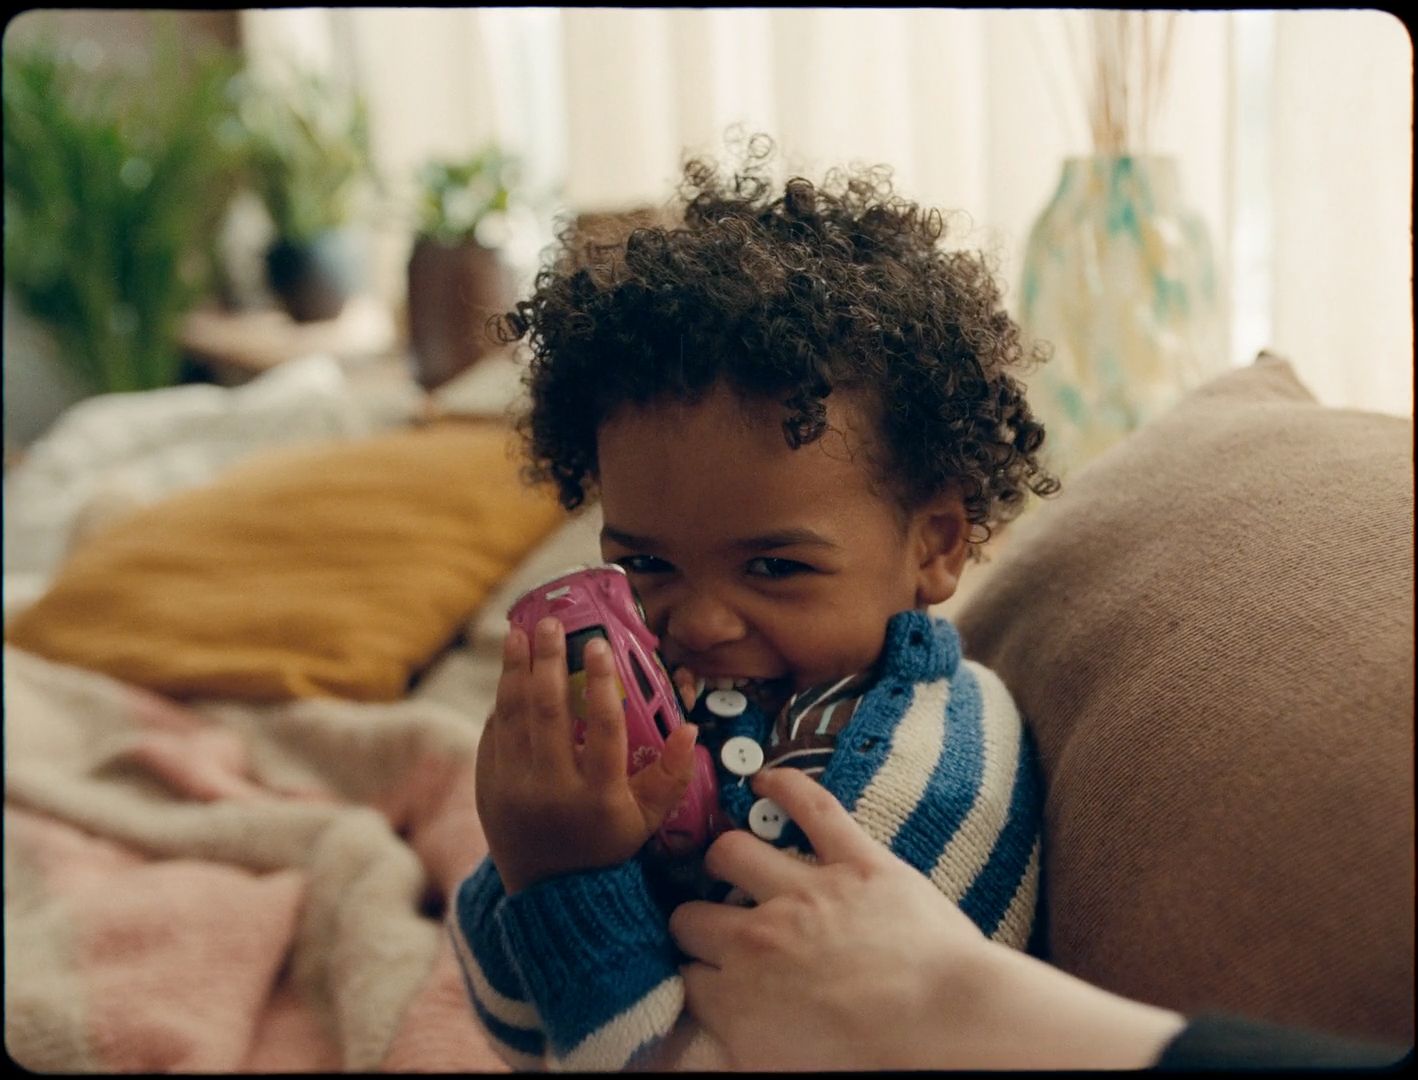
[703,676,756,691]
[673,670,791,718]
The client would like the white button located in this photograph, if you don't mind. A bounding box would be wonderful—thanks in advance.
[720,736,764,777]
[748,797,788,841]
[705,688,748,718]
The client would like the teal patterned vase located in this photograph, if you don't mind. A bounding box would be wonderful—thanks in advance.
[1019,155,1223,474]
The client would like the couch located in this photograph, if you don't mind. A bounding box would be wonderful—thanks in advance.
[4,350,1411,1068]
[953,351,1414,1046]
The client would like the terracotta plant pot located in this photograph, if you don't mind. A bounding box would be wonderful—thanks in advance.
[406,235,514,391]
[264,229,362,323]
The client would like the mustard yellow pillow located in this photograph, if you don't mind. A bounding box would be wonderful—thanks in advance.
[6,421,566,702]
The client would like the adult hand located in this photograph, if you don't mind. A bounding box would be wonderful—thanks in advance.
[475,618,698,894]
[669,767,1186,1071]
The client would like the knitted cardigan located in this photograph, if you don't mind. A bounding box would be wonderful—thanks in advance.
[448,610,1042,1071]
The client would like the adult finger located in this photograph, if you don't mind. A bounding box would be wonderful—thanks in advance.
[668,898,751,967]
[750,767,890,867]
[578,636,629,784]
[678,961,731,1043]
[700,825,818,902]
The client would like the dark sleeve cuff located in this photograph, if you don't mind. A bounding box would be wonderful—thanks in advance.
[496,858,675,999]
[1155,1013,1411,1071]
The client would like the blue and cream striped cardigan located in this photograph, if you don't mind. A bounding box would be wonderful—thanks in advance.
[448,610,1042,1071]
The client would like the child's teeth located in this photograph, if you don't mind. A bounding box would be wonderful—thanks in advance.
[701,676,760,693]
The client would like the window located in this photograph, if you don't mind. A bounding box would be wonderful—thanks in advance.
[564,626,608,675]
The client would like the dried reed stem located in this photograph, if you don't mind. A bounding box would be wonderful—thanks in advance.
[1070,9,1178,157]
[1150,13,1177,150]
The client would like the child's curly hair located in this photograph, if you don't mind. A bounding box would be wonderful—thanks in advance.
[497,133,1059,550]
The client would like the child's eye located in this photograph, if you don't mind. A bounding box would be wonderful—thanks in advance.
[614,554,674,575]
[745,557,812,579]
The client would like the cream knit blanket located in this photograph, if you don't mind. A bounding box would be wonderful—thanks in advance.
[3,644,507,1072]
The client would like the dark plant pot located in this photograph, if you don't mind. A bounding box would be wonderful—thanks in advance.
[264,229,362,323]
[406,235,515,391]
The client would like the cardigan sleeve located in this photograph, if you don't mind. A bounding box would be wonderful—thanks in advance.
[449,854,688,1071]
[447,857,547,1069]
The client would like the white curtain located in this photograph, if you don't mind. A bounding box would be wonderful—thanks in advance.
[239,7,1413,416]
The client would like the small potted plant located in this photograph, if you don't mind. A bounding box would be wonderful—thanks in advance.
[2,33,246,399]
[234,66,374,323]
[406,145,519,391]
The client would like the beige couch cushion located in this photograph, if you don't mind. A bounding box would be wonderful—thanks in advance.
[955,352,1414,1045]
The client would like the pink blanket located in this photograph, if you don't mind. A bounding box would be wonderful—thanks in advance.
[3,644,508,1072]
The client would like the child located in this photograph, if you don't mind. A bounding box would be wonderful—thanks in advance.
[449,133,1059,1070]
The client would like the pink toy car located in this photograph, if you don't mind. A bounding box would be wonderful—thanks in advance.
[507,563,726,858]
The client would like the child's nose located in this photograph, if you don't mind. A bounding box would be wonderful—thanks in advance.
[663,590,746,653]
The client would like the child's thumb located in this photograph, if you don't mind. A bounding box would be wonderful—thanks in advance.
[631,723,698,824]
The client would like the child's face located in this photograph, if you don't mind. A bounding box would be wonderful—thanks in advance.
[596,383,967,717]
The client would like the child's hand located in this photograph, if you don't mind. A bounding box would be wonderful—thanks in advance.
[476,617,699,894]
[671,666,703,712]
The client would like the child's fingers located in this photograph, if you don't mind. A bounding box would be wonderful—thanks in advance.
[489,626,531,743]
[671,666,702,711]
[579,636,629,784]
[660,720,698,780]
[474,709,499,808]
[628,721,698,828]
[523,618,573,768]
[495,625,530,699]
[526,617,569,722]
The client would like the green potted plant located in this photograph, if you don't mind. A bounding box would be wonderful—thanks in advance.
[234,66,374,323]
[406,145,520,390]
[2,34,245,396]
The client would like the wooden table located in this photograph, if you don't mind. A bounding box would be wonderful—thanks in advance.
[180,296,399,385]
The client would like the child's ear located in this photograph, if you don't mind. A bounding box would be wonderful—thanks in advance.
[912,493,971,606]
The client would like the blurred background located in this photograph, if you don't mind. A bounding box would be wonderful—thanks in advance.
[4,7,1412,469]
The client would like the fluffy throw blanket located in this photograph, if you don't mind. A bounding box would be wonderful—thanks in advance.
[3,644,507,1072]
